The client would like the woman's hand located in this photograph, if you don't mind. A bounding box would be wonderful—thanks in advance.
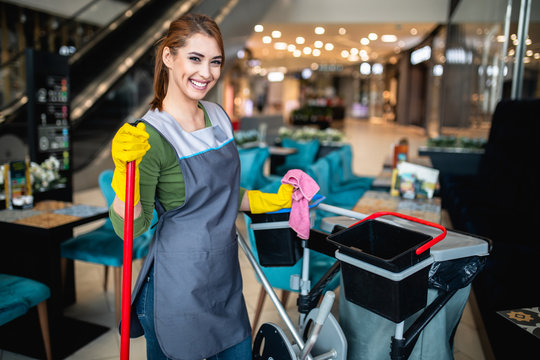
[111,122,150,205]
[247,184,294,213]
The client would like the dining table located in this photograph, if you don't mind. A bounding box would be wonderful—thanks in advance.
[0,200,110,359]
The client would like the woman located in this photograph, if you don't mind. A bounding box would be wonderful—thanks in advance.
[109,13,293,360]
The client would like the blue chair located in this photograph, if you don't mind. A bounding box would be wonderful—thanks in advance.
[238,146,280,190]
[324,146,374,192]
[60,170,157,324]
[275,138,320,175]
[243,213,339,336]
[0,274,52,360]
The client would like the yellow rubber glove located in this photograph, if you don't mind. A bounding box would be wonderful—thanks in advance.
[111,122,150,205]
[248,184,294,214]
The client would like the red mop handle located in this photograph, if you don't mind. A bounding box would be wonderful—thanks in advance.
[120,160,136,360]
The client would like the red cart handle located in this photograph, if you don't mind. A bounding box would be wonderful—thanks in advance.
[120,160,136,360]
[350,211,447,255]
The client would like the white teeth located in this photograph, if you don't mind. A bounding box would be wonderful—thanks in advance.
[191,79,207,88]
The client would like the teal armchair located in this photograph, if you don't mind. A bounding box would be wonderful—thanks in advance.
[275,138,320,175]
[0,274,52,360]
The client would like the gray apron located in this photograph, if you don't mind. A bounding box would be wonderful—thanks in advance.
[128,101,250,359]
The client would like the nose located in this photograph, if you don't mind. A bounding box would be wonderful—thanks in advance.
[198,62,212,79]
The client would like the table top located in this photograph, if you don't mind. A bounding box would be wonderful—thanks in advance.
[269,146,298,156]
[353,190,441,224]
[0,200,108,229]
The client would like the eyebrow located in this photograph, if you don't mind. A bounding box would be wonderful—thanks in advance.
[188,51,223,60]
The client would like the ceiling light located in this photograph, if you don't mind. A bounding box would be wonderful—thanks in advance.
[262,36,272,44]
[381,34,397,43]
[360,38,370,45]
[348,54,360,61]
[287,44,296,52]
[372,63,383,75]
[313,49,321,56]
[496,35,506,42]
[274,42,287,50]
[524,57,530,63]
[535,53,540,59]
[338,27,346,35]
[508,49,515,56]
[341,50,349,58]
[526,50,533,56]
[236,49,245,59]
[359,49,367,56]
[293,49,302,57]
[324,43,334,51]
[510,34,517,40]
[526,38,532,45]
[296,36,305,45]
[350,48,359,55]
[301,68,313,79]
[254,24,263,32]
[303,47,312,55]
[433,64,443,76]
[368,33,378,41]
[360,62,371,75]
[314,26,325,35]
[513,39,518,46]
[410,28,417,35]
[271,30,281,38]
[267,71,284,82]
[314,41,323,48]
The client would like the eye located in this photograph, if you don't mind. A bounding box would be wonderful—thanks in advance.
[189,56,201,62]
[211,59,222,66]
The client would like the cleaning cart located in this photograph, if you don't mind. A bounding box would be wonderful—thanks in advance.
[241,199,491,360]
[318,204,491,360]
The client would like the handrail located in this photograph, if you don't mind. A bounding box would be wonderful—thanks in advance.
[70,0,201,124]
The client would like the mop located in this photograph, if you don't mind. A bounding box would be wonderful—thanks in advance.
[120,161,136,360]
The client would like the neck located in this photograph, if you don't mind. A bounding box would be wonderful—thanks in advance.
[162,93,204,132]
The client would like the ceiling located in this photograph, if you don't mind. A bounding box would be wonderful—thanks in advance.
[244,22,438,72]
[239,0,449,72]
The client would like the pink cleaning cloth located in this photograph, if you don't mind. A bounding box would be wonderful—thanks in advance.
[281,169,320,239]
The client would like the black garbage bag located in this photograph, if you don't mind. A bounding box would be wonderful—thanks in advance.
[428,256,487,292]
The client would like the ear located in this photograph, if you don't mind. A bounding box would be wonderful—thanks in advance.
[162,46,174,69]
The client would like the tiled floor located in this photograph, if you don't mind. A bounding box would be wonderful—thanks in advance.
[1,117,490,359]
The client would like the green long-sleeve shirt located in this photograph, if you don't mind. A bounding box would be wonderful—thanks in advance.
[110,105,246,238]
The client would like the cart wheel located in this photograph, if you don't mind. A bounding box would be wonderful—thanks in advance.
[253,323,296,360]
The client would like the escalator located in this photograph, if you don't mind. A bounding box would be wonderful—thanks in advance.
[1,0,273,177]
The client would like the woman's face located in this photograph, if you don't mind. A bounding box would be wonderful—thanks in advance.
[164,33,223,102]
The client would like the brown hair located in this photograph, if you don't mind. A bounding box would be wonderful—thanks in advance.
[150,13,224,111]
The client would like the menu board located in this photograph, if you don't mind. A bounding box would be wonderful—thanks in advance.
[26,49,72,202]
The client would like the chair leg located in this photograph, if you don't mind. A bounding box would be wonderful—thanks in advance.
[60,257,67,292]
[36,301,52,360]
[103,265,109,291]
[281,290,290,308]
[114,267,122,325]
[251,285,266,338]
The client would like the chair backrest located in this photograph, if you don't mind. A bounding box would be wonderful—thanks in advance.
[478,98,540,214]
[238,146,270,190]
[98,169,158,232]
[323,149,345,190]
[281,138,320,169]
[98,170,115,230]
[339,144,356,182]
[305,157,332,197]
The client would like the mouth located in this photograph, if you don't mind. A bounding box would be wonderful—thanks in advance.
[190,79,209,90]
